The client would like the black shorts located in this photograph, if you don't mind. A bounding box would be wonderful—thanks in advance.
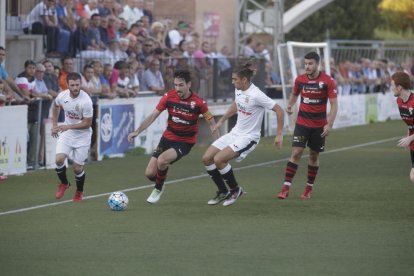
[410,150,414,167]
[292,124,325,152]
[152,136,194,164]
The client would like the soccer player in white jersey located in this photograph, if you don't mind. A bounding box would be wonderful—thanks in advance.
[51,72,93,202]
[202,62,284,206]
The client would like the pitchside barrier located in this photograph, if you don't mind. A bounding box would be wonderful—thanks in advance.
[1,92,400,175]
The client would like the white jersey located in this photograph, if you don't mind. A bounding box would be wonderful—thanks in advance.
[55,89,93,147]
[230,83,275,140]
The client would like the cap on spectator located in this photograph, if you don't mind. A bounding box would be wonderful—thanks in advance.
[177,22,189,29]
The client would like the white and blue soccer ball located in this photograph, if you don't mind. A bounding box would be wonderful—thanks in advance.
[108,191,129,211]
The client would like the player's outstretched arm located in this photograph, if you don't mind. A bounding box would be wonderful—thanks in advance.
[272,104,284,149]
[128,109,162,142]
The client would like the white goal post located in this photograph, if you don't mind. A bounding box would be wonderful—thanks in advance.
[277,41,331,132]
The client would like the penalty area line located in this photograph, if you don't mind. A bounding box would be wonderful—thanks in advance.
[0,136,399,217]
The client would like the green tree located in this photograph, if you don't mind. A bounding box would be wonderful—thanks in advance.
[379,0,414,31]
[285,0,381,41]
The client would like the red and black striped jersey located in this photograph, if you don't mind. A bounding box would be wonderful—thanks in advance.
[397,93,414,150]
[156,90,210,144]
[293,72,337,128]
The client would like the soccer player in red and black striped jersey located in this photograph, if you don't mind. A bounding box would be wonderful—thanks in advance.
[128,69,219,203]
[392,71,414,183]
[277,52,338,199]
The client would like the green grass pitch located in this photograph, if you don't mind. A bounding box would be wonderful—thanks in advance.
[0,120,413,276]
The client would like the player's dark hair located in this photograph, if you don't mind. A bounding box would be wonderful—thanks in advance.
[233,61,255,81]
[24,60,36,68]
[0,46,5,51]
[392,71,411,90]
[304,51,320,63]
[83,64,93,72]
[174,69,191,83]
[66,72,81,82]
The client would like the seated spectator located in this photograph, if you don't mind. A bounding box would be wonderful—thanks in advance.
[75,0,89,18]
[15,60,37,99]
[22,0,60,56]
[118,17,129,37]
[99,0,115,17]
[103,39,126,66]
[56,0,75,56]
[42,59,60,98]
[119,38,131,58]
[90,60,104,93]
[143,0,154,24]
[85,0,100,18]
[99,16,110,45]
[141,57,165,94]
[89,13,106,50]
[138,38,154,63]
[128,61,140,94]
[73,18,104,59]
[120,0,144,28]
[166,21,189,49]
[106,15,118,41]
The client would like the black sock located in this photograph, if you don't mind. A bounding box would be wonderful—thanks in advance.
[155,168,168,191]
[220,165,238,190]
[55,165,69,185]
[75,171,85,192]
[206,167,228,194]
[147,175,156,182]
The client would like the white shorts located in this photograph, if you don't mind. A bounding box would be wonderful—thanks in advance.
[212,132,258,162]
[56,141,90,166]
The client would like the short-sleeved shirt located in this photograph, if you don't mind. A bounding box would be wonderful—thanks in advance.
[230,83,276,140]
[15,74,36,95]
[141,69,164,91]
[54,89,93,147]
[156,90,210,144]
[397,92,414,150]
[293,71,337,128]
[0,64,9,80]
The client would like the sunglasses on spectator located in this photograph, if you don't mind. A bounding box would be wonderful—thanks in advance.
[144,44,153,47]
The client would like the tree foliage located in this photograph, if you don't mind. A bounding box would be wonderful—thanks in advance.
[378,0,414,31]
[284,0,382,41]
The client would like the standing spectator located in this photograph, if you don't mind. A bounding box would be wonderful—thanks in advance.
[243,37,255,58]
[0,46,27,102]
[42,59,60,98]
[33,63,54,100]
[127,69,219,204]
[22,0,60,56]
[58,56,75,90]
[141,58,165,94]
[51,72,93,202]
[277,52,338,200]
[100,63,118,98]
[15,60,37,99]
[0,79,13,106]
[114,61,136,98]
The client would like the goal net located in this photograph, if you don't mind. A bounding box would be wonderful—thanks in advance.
[277,41,331,132]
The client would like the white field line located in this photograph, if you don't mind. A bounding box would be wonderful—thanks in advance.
[0,136,399,216]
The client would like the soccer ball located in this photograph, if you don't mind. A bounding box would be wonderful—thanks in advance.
[108,191,129,211]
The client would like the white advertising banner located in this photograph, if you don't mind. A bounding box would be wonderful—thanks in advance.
[0,105,27,175]
[377,92,400,121]
[333,94,367,129]
[97,97,167,160]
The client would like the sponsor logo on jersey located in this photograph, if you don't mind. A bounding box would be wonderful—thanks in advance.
[190,101,196,109]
